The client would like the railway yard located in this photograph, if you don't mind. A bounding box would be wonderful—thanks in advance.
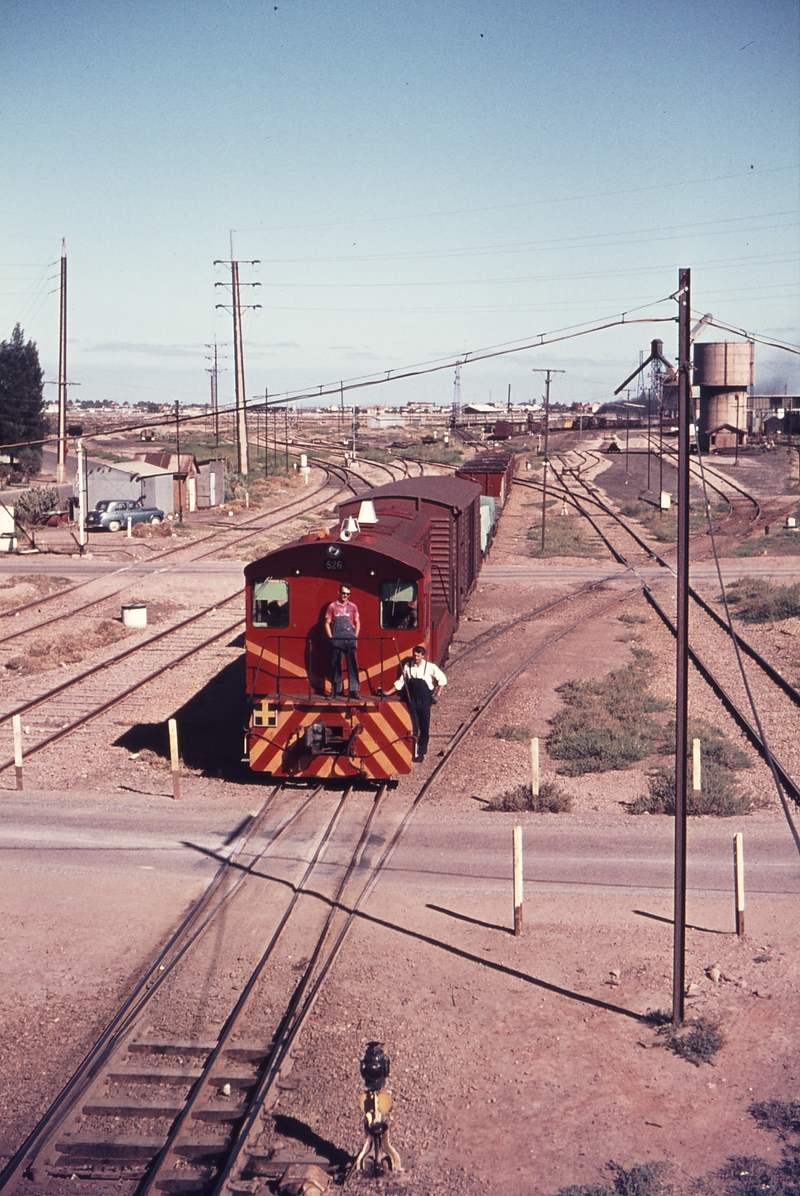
[1,430,799,1196]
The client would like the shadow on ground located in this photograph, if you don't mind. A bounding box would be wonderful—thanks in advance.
[114,655,253,783]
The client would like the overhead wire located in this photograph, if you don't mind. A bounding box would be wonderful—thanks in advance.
[694,442,800,851]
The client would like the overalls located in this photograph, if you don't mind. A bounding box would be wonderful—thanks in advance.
[405,669,433,759]
[330,612,360,696]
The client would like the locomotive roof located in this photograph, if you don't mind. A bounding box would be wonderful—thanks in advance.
[338,475,481,513]
[244,526,430,579]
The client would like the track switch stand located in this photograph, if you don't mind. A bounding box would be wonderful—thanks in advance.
[354,1041,403,1175]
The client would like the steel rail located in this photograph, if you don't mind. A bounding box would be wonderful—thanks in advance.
[0,591,243,732]
[543,466,800,811]
[215,590,654,1194]
[0,783,326,1192]
[0,602,244,772]
[137,783,363,1195]
[543,466,800,709]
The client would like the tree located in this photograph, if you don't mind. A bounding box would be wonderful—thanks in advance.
[0,324,46,473]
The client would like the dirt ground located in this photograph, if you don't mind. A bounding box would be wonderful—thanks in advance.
[1,440,798,1194]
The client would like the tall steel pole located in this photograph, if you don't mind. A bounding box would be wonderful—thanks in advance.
[533,369,564,554]
[231,261,249,475]
[214,258,260,475]
[56,240,67,484]
[673,267,692,1025]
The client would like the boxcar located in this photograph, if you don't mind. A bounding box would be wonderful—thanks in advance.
[337,477,481,663]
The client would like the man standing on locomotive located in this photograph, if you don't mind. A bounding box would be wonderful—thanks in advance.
[324,584,361,698]
[394,645,447,763]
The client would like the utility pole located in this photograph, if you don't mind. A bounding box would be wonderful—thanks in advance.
[204,342,226,448]
[214,256,261,475]
[57,240,68,484]
[174,401,183,523]
[533,369,564,555]
[673,268,692,1026]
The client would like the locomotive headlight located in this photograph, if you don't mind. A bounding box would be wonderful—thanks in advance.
[327,545,342,558]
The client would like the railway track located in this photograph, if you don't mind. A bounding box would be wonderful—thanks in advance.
[0,569,671,1195]
[514,464,800,815]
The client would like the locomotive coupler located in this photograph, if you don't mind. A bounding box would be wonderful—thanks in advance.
[353,1042,403,1175]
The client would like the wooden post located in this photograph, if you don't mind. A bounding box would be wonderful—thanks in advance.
[733,832,745,937]
[513,825,523,937]
[127,515,133,538]
[168,718,181,800]
[530,737,540,798]
[692,738,701,792]
[12,715,23,791]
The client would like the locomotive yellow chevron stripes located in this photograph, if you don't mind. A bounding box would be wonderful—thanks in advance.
[248,698,414,779]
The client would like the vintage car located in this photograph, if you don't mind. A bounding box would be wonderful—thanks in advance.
[85,499,165,532]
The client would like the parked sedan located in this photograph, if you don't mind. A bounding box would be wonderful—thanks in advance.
[85,499,165,532]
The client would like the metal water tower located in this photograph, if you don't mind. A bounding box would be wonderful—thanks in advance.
[694,341,754,452]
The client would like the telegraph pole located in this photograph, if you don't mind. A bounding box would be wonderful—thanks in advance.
[214,256,260,475]
[533,368,564,555]
[673,267,692,1026]
[204,342,226,448]
[57,240,67,484]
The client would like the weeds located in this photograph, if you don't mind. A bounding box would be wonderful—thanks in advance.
[657,1017,725,1066]
[547,650,668,775]
[618,498,705,543]
[488,780,573,813]
[630,718,753,816]
[555,1160,669,1196]
[725,577,800,623]
[657,719,753,770]
[629,762,752,817]
[526,516,605,559]
[750,1100,800,1138]
[494,723,532,741]
[618,612,649,625]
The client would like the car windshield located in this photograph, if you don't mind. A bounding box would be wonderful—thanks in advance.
[95,502,109,512]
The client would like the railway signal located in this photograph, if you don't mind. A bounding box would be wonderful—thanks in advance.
[354,1042,402,1175]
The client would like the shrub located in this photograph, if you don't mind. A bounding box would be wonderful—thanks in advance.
[618,612,648,625]
[656,719,753,771]
[547,650,668,775]
[629,763,751,817]
[750,1100,800,1138]
[14,484,60,526]
[488,780,572,813]
[555,1161,669,1196]
[658,1017,725,1066]
[494,723,532,741]
[726,577,800,623]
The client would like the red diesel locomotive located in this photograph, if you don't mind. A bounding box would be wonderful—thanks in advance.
[243,471,509,781]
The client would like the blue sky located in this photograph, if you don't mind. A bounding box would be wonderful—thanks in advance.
[2,0,798,412]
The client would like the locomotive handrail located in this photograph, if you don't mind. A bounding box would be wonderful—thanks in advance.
[249,633,408,701]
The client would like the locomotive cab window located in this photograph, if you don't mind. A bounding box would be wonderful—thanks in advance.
[252,579,289,627]
[379,579,418,629]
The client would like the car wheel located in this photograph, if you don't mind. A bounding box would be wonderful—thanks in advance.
[149,516,162,524]
[107,520,122,532]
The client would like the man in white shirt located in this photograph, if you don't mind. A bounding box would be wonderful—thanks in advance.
[393,645,447,763]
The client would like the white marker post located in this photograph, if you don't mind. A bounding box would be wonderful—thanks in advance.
[692,738,701,792]
[12,714,23,791]
[733,832,745,937]
[513,825,523,937]
[530,737,540,798]
[168,718,181,800]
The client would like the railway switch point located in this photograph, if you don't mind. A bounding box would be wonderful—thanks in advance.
[354,1042,403,1175]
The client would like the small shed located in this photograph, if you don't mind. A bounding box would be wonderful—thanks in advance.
[81,463,174,515]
